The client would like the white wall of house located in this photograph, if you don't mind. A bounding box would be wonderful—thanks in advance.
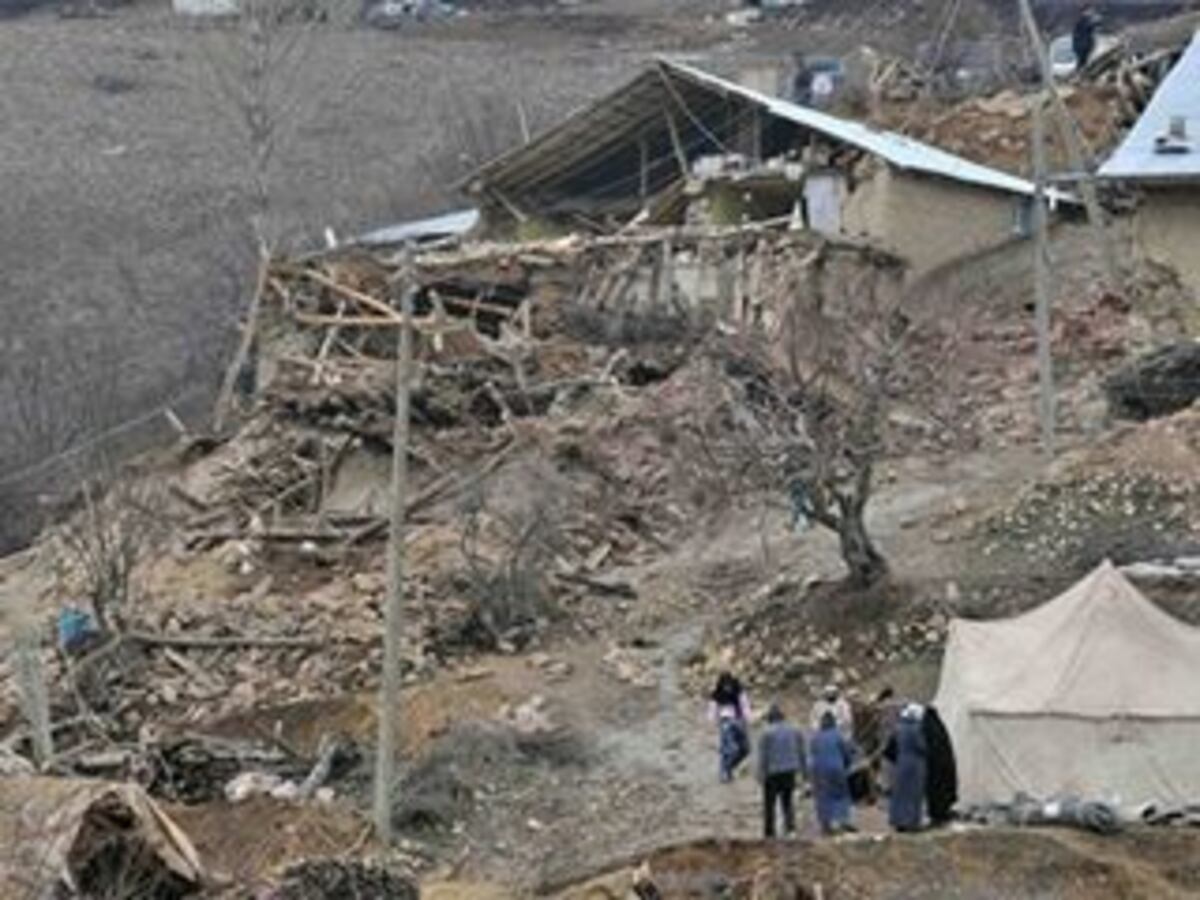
[803,173,846,236]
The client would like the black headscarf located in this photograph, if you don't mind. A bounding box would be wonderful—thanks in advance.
[711,672,744,707]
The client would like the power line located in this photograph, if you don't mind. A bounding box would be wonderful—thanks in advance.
[0,383,208,490]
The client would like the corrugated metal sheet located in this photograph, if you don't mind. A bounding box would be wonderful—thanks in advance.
[356,208,480,246]
[1099,32,1200,182]
[469,59,1056,204]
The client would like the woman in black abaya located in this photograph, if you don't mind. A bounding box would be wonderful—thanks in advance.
[922,705,958,826]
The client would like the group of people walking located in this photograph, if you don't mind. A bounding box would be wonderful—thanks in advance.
[708,674,958,839]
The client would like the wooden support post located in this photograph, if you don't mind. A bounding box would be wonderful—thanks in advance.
[750,106,762,165]
[373,248,414,844]
[1019,0,1056,456]
[639,135,650,200]
[664,110,689,179]
[213,242,269,433]
[659,236,674,310]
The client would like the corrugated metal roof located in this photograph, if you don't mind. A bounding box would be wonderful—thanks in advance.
[469,60,1058,205]
[1099,32,1200,182]
[665,61,1046,197]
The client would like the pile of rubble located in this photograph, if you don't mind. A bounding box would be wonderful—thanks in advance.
[883,83,1123,179]
[685,577,949,695]
[8,227,873,771]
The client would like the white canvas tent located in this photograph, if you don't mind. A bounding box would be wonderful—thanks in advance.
[935,561,1200,811]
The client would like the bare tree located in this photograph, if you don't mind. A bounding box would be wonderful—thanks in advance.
[684,242,954,588]
[455,473,567,648]
[198,0,373,430]
[56,477,169,635]
[417,85,538,207]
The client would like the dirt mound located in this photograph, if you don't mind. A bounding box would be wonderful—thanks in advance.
[169,796,374,888]
[552,829,1200,899]
[977,469,1199,574]
[1085,407,1200,480]
[393,720,588,834]
[972,408,1200,577]
[885,84,1125,178]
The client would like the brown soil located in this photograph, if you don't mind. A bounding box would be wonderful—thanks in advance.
[552,829,1200,899]
[169,796,373,889]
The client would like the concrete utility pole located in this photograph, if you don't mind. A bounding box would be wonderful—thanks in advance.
[373,248,414,843]
[1018,0,1057,456]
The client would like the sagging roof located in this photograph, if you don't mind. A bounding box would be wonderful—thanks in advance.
[671,62,1043,197]
[466,59,1050,218]
[1100,32,1200,182]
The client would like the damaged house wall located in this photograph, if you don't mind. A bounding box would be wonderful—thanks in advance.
[1132,188,1200,299]
[466,60,1065,280]
[1099,32,1200,299]
[843,164,1029,276]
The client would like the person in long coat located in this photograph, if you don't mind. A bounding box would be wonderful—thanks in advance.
[809,711,855,834]
[886,704,927,832]
[922,705,958,826]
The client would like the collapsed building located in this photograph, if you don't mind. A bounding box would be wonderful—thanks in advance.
[464,59,1072,279]
[1100,31,1200,298]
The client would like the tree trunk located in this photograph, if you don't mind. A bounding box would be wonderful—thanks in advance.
[838,507,888,588]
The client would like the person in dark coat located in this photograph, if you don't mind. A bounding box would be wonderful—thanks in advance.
[886,704,927,832]
[709,671,751,782]
[1072,7,1099,70]
[809,711,856,835]
[757,703,807,838]
[922,705,958,826]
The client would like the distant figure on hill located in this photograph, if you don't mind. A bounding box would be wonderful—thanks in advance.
[810,683,854,740]
[885,703,928,832]
[810,711,857,835]
[756,703,807,839]
[922,705,958,826]
[1073,6,1100,70]
[709,671,751,782]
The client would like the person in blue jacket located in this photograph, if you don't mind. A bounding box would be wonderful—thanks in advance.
[809,710,856,835]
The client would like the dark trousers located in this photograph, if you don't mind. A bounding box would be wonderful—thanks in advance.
[763,771,797,838]
[719,719,749,780]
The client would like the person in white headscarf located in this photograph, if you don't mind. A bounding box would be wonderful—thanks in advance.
[810,683,854,740]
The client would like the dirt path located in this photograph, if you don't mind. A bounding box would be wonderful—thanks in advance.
[596,620,764,840]
[521,443,1044,880]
